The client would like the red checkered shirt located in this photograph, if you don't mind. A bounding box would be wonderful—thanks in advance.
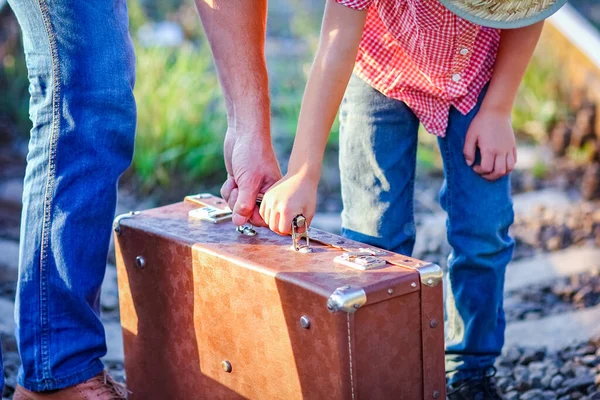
[336,0,501,136]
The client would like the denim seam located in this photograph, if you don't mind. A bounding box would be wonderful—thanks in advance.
[22,359,105,392]
[35,0,61,384]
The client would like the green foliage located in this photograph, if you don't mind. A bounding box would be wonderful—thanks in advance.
[0,38,30,138]
[132,43,227,192]
[512,51,567,142]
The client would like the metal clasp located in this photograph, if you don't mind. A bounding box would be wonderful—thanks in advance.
[291,215,312,253]
[188,205,232,223]
[334,251,387,271]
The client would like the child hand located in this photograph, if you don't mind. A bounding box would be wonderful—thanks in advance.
[463,109,517,181]
[259,172,318,235]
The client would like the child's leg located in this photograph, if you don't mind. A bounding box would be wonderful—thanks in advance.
[438,87,515,384]
[339,74,420,255]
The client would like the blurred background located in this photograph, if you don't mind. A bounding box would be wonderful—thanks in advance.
[1,1,600,399]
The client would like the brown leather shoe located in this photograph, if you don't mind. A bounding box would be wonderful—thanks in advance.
[13,371,128,400]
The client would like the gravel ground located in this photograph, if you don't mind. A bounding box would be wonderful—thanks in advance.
[496,338,600,400]
[505,270,600,323]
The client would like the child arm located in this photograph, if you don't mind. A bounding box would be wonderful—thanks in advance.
[464,21,544,181]
[259,0,368,234]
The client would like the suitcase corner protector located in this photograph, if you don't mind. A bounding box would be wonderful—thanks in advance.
[415,263,443,288]
[113,211,141,235]
[326,285,367,313]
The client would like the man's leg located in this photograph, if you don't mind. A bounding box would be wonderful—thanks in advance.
[438,88,515,384]
[339,74,420,255]
[8,0,136,391]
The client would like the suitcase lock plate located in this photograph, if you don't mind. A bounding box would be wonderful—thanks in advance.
[188,205,233,223]
[334,252,387,271]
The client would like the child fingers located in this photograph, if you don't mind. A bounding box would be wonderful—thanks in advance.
[278,214,294,236]
[506,151,516,173]
[483,153,507,181]
[473,151,495,175]
[269,212,281,235]
[463,132,478,166]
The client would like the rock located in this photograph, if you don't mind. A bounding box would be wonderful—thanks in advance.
[101,265,119,312]
[0,297,15,336]
[588,392,600,400]
[0,239,19,283]
[515,365,531,391]
[505,391,520,400]
[521,389,544,400]
[575,345,597,357]
[547,364,561,378]
[102,322,124,363]
[552,375,566,389]
[582,163,600,200]
[497,377,512,392]
[0,178,23,206]
[560,375,596,395]
[521,348,547,365]
[581,355,598,366]
[542,374,553,389]
[542,392,558,400]
[550,121,572,157]
[568,392,584,400]
[574,365,592,378]
[595,373,600,386]
[529,371,545,389]
[502,347,523,365]
[496,366,513,378]
[530,361,549,374]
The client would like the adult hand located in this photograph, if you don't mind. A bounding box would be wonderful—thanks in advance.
[221,129,282,226]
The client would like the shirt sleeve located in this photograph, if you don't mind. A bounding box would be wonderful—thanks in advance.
[335,0,374,11]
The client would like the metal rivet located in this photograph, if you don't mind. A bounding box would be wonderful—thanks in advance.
[222,360,232,373]
[336,240,345,244]
[433,391,440,399]
[411,282,417,288]
[198,194,212,198]
[135,256,145,269]
[430,319,438,328]
[427,278,434,286]
[341,285,351,290]
[300,316,310,329]
[403,259,412,263]
[353,304,360,310]
[387,288,393,295]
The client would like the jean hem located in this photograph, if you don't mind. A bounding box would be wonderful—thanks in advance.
[20,359,104,392]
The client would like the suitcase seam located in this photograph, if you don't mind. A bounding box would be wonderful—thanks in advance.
[347,313,356,400]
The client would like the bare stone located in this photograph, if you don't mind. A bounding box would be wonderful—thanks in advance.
[521,389,544,400]
[551,374,565,389]
[0,239,19,283]
[505,391,519,400]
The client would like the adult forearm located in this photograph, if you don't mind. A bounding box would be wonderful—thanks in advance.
[195,0,270,135]
[482,22,544,114]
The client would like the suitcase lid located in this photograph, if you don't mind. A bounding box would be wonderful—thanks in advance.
[114,194,442,312]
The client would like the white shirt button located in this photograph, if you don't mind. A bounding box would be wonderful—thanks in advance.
[452,73,462,82]
[460,48,469,55]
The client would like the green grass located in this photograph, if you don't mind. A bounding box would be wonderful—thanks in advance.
[131,43,227,192]
[512,49,567,143]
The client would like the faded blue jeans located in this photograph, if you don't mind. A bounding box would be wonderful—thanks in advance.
[339,74,515,384]
[6,0,136,391]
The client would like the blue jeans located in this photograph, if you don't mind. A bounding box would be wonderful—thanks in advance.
[6,0,136,391]
[339,74,515,383]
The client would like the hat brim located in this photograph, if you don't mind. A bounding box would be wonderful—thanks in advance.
[437,0,569,29]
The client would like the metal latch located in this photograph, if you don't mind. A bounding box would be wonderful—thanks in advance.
[334,251,387,270]
[188,205,232,223]
[291,215,312,253]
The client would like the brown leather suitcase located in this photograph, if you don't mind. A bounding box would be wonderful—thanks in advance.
[113,193,446,400]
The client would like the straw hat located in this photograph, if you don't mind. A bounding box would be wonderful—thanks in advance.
[438,0,569,29]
